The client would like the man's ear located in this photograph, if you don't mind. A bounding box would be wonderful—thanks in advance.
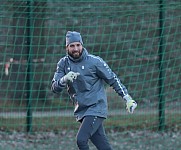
[66,46,68,51]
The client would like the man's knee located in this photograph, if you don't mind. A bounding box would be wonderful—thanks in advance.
[76,136,89,149]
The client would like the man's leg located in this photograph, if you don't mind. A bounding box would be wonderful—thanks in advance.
[90,123,113,150]
[76,116,104,150]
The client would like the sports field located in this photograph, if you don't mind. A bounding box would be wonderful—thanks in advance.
[0,130,180,150]
[0,109,180,150]
[0,1,180,149]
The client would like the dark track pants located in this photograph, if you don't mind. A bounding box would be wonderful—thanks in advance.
[76,116,113,150]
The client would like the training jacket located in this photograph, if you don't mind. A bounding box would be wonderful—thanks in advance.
[51,48,129,121]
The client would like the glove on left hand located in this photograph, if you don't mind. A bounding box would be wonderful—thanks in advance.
[126,100,137,113]
[124,95,137,113]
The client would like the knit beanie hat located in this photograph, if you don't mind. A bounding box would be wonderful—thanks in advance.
[66,31,83,46]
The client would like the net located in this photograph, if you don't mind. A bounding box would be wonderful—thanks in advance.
[0,0,181,149]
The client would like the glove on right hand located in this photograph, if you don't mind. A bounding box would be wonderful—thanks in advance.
[62,71,80,83]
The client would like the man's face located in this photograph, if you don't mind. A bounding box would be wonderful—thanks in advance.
[66,42,83,59]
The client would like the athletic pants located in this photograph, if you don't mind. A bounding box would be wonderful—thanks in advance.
[76,116,113,150]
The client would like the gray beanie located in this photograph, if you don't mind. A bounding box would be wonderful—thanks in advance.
[66,31,83,46]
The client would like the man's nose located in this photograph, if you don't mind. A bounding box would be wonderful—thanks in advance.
[74,46,79,51]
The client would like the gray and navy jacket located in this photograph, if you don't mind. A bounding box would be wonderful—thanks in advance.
[51,48,129,121]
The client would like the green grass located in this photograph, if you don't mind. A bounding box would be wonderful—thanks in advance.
[0,113,180,132]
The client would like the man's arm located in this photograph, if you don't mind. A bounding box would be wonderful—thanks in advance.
[95,57,128,97]
[95,57,137,113]
[51,60,66,93]
[51,58,80,93]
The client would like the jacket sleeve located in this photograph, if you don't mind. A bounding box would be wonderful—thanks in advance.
[95,57,129,98]
[51,58,67,93]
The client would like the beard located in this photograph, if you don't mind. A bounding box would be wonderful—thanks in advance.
[68,50,83,59]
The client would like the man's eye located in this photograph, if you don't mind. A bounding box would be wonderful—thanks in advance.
[69,44,81,47]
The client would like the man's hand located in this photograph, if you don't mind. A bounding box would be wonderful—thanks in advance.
[123,95,137,113]
[61,71,80,83]
[126,100,137,113]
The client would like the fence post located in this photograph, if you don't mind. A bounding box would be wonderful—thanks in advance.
[158,0,166,131]
[26,0,33,133]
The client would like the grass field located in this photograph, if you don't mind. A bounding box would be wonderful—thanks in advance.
[0,111,180,150]
[0,110,180,132]
[0,130,181,150]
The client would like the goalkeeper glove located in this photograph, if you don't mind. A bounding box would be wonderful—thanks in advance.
[60,71,80,84]
[123,95,137,113]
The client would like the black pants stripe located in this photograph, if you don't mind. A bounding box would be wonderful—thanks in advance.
[76,116,113,150]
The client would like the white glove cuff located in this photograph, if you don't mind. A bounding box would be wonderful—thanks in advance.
[59,77,67,86]
[123,94,133,102]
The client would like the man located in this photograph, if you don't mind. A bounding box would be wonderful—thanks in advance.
[51,31,137,150]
